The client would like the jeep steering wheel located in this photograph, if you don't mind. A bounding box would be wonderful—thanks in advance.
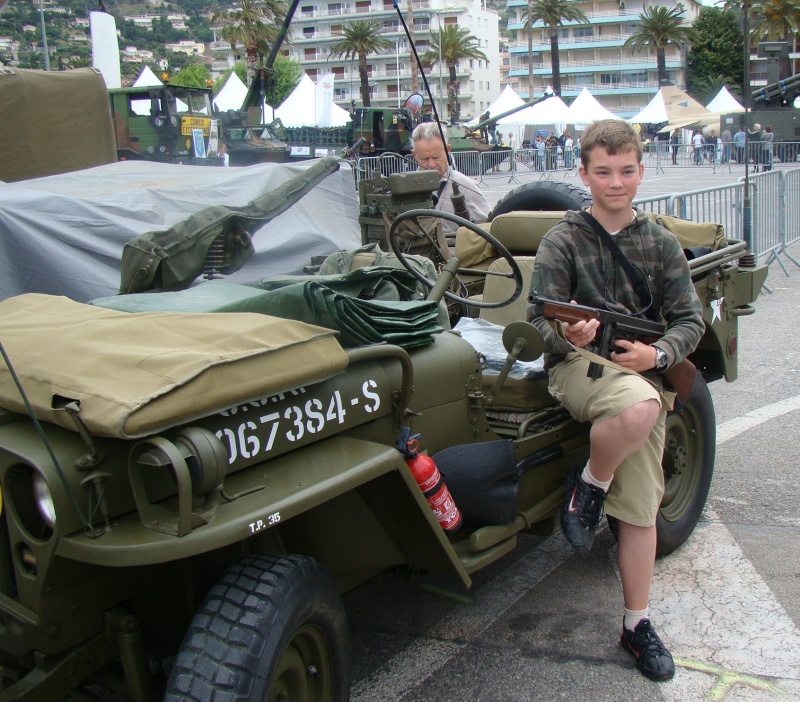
[388,209,523,309]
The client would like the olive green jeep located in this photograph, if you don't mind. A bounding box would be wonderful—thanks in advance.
[0,163,768,701]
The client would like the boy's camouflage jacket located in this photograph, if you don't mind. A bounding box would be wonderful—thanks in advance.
[529,208,704,371]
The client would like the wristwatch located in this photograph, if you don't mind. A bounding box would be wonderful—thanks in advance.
[653,346,668,371]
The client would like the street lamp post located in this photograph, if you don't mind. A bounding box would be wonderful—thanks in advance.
[37,0,50,71]
[436,12,443,117]
[396,40,401,108]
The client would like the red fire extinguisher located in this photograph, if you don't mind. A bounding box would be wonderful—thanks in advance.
[398,428,462,533]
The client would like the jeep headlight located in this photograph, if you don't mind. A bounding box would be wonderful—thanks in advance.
[32,472,56,528]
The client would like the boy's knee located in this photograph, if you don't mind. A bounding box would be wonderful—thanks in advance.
[618,399,660,439]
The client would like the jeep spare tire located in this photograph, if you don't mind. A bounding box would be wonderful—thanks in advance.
[165,553,350,702]
[488,180,592,220]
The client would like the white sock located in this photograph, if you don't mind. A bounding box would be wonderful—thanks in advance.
[581,464,612,492]
[624,607,649,632]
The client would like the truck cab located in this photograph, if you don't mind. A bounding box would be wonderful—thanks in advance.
[109,84,224,166]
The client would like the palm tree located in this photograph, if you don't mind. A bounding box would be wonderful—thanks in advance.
[423,25,487,122]
[329,20,393,107]
[213,0,287,86]
[693,73,743,104]
[749,0,800,41]
[520,0,588,98]
[624,6,696,87]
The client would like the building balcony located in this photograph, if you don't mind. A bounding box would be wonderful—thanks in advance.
[508,12,641,33]
[293,27,431,44]
[509,56,681,75]
[507,33,636,53]
[297,3,439,21]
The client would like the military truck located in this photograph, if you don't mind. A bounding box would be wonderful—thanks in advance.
[109,84,226,166]
[0,158,768,701]
[722,72,800,163]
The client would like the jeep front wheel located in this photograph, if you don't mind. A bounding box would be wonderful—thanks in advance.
[656,371,716,557]
[165,554,350,702]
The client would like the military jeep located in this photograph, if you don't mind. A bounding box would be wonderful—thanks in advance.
[0,158,768,701]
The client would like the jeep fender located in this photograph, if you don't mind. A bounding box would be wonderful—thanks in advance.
[52,435,470,588]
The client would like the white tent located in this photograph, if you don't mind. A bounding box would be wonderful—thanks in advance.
[500,95,572,125]
[133,65,162,87]
[628,91,667,124]
[214,72,249,112]
[567,88,623,124]
[467,85,524,125]
[275,74,350,127]
[706,86,744,113]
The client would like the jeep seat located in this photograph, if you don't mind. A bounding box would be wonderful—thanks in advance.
[455,211,565,270]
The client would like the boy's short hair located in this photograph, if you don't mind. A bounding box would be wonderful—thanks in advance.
[412,121,448,147]
[580,119,643,167]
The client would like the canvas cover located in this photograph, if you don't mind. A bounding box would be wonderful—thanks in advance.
[0,158,361,303]
[118,156,342,294]
[0,67,117,183]
[0,294,348,439]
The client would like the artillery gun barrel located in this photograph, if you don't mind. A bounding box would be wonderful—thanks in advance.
[472,94,555,130]
[752,72,800,104]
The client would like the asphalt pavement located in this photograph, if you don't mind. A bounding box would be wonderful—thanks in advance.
[344,168,800,701]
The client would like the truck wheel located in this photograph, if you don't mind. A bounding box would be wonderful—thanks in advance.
[656,371,716,556]
[165,554,350,702]
[488,181,591,220]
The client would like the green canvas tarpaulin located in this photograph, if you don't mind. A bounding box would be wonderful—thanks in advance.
[92,268,443,349]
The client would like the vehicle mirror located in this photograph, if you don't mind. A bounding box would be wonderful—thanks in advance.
[502,321,545,362]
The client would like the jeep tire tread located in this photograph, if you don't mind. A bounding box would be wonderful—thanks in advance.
[165,553,350,702]
[656,371,716,556]
[488,180,592,220]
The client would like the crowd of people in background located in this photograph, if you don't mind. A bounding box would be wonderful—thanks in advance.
[669,124,774,170]
[441,107,784,176]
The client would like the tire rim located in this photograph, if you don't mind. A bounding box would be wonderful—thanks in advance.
[269,623,333,702]
[660,404,703,522]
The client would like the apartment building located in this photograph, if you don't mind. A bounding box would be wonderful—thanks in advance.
[283,0,500,121]
[505,0,701,117]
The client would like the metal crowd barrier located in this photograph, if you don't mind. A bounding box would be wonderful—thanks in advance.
[669,182,745,241]
[647,140,800,171]
[784,169,800,260]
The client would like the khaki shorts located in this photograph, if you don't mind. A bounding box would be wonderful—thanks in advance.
[548,353,668,527]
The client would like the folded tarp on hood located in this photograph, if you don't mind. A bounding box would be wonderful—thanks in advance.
[0,293,348,439]
[93,269,443,349]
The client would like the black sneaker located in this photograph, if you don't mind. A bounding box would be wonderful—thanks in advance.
[620,618,675,681]
[559,467,606,552]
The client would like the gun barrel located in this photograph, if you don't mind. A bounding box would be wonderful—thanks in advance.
[752,72,800,103]
[473,93,554,130]
[529,294,665,336]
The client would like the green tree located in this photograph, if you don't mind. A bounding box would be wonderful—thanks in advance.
[687,7,743,95]
[66,56,93,69]
[169,63,213,89]
[749,0,800,41]
[520,0,588,98]
[423,24,487,122]
[624,5,696,87]
[329,20,393,108]
[213,0,288,85]
[265,54,302,106]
